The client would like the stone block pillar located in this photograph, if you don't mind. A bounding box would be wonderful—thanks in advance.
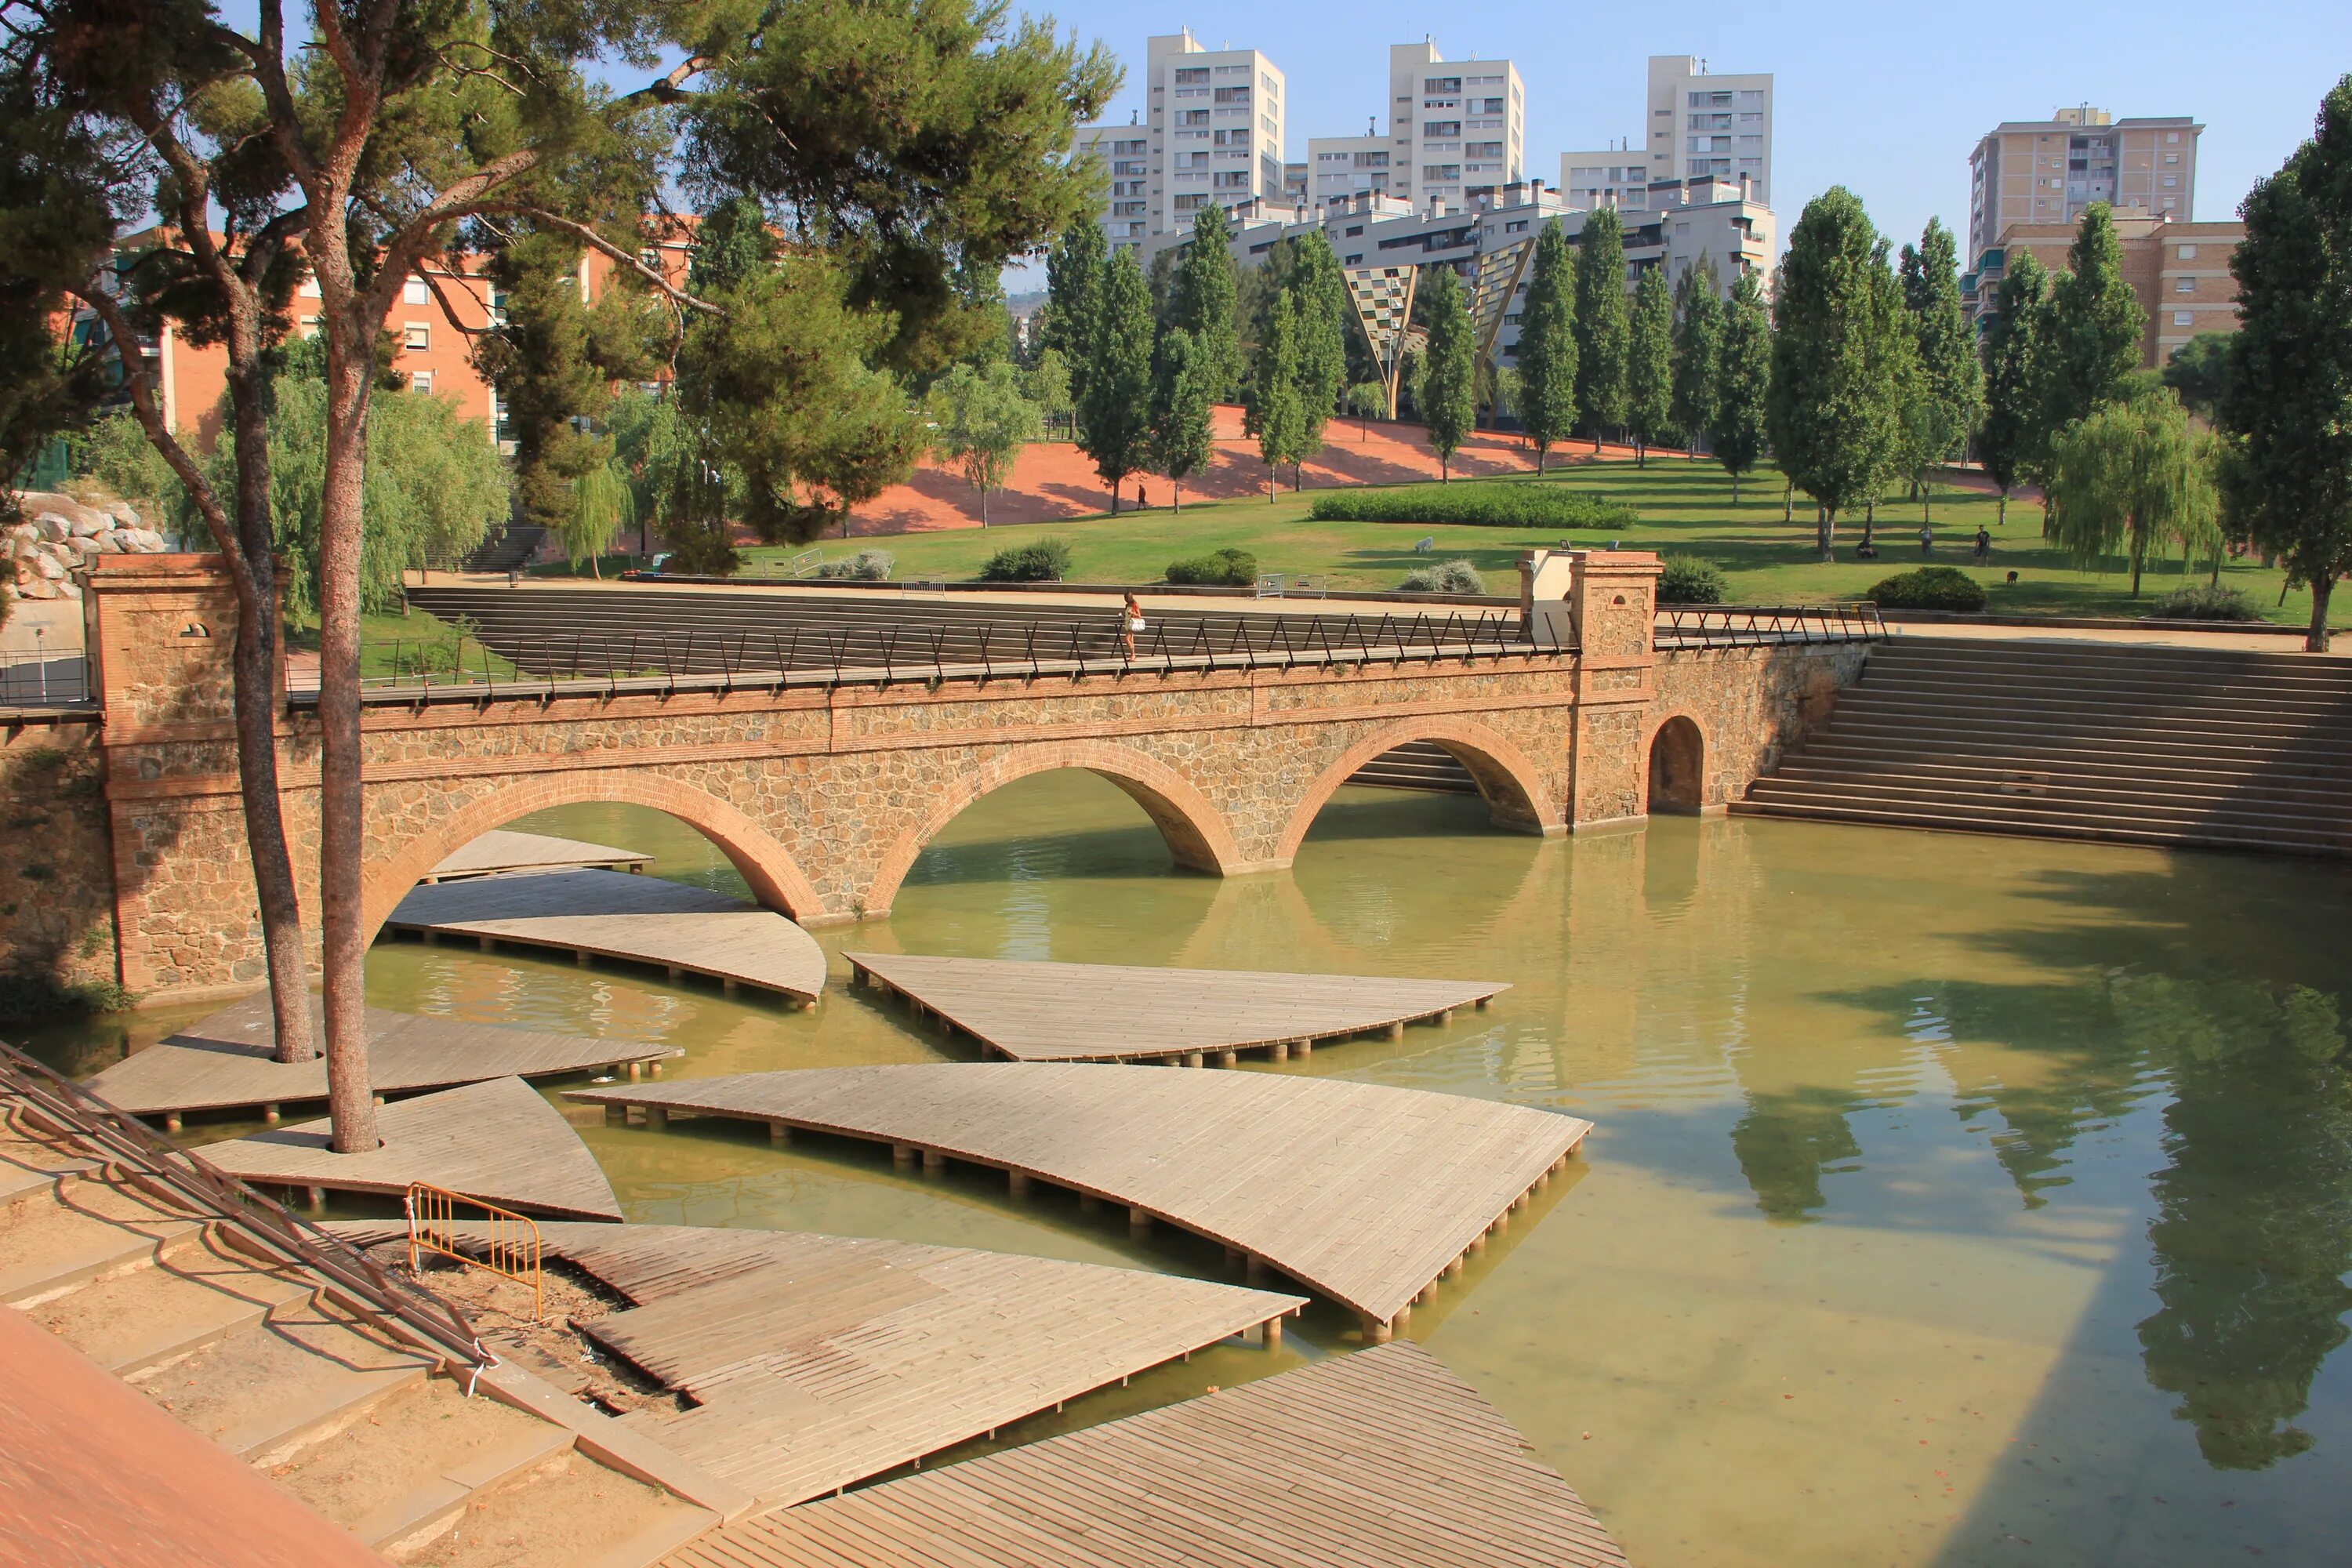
[1562,550,1662,831]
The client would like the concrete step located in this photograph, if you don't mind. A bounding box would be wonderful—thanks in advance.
[1742,779,2352,847]
[1831,694,2352,746]
[19,1225,312,1375]
[1768,759,2352,815]
[0,1176,203,1305]
[1847,681,2352,728]
[1796,737,2352,786]
[386,1446,717,1568]
[1730,796,2350,854]
[1814,716,2352,768]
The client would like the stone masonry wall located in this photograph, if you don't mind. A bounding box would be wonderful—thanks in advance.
[0,716,120,993]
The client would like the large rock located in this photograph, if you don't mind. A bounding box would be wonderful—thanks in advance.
[27,550,65,581]
[14,491,111,534]
[128,528,167,552]
[13,574,59,600]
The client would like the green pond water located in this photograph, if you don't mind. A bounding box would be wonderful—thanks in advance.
[31,776,2352,1566]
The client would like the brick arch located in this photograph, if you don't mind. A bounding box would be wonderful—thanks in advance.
[1275,717,1565,862]
[1644,710,1712,815]
[358,770,826,942]
[862,741,1248,919]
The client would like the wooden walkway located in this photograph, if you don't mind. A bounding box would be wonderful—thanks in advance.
[423,827,651,880]
[328,1221,1301,1512]
[847,952,1507,1065]
[201,1076,623,1221]
[82,993,678,1125]
[666,1341,1630,1568]
[568,1065,1589,1334]
[386,869,828,1004]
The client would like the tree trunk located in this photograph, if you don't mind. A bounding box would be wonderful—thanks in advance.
[1536,445,1548,476]
[981,487,989,527]
[1922,486,1932,524]
[1784,479,1793,524]
[1997,491,2007,528]
[1731,474,1740,504]
[316,336,382,1156]
[1817,503,1835,563]
[2309,575,2333,653]
[1859,507,1875,556]
[1635,438,1646,469]
[1109,481,1120,516]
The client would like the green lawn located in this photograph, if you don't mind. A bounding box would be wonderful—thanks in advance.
[702,459,2343,630]
[292,610,521,681]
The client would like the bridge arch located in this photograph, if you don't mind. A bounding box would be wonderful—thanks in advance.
[1646,712,1709,815]
[359,769,826,943]
[1275,717,1564,863]
[862,741,1249,919]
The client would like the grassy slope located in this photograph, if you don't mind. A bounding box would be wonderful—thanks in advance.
[721,458,2339,630]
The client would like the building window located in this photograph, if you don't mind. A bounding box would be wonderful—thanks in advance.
[2179,245,2198,260]
[1173,194,1206,212]
[1213,171,1250,189]
[1504,220,1529,233]
[2162,176,2179,188]
[1173,67,1208,85]
[402,322,430,351]
[2167,131,2180,143]
[403,276,430,305]
[2172,310,2194,326]
[1426,122,1460,138]
[1179,110,1208,127]
[2165,153,2181,165]
[2176,278,2195,293]
[409,370,433,393]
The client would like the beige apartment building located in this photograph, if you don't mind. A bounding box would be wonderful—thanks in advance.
[1966,107,2200,272]
[1560,55,1773,214]
[1962,216,2243,366]
[1076,30,1287,252]
[1306,42,1525,213]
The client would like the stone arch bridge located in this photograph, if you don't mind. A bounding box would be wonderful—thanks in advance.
[78,554,1870,1004]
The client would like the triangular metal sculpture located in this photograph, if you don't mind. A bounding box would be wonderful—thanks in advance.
[1470,236,1537,369]
[1343,264,1420,419]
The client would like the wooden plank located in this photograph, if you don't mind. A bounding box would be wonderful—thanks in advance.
[666,1343,1630,1568]
[844,952,1506,1063]
[202,1076,622,1221]
[325,1220,1303,1512]
[387,869,827,1003]
[82,993,679,1117]
[425,827,651,880]
[567,1064,1588,1323]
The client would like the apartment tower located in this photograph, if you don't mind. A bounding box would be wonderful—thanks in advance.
[1560,55,1773,213]
[1966,107,2201,271]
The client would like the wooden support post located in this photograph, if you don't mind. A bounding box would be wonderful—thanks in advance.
[1362,1312,1393,1344]
[1127,1205,1152,1234]
[263,1104,280,1126]
[575,949,590,967]
[1269,1040,1289,1062]
[1008,1171,1030,1196]
[1393,1303,1412,1328]
[893,1144,916,1169]
[478,935,495,953]
[769,1121,791,1145]
[1224,1244,1243,1269]
[666,964,681,982]
[1417,1279,1440,1305]
[1294,1037,1313,1057]
[1080,1193,1100,1214]
[723,978,738,996]
[1445,1254,1467,1278]
[1469,1232,1488,1254]
[304,1185,325,1212]
[921,1148,946,1174]
[1245,1253,1265,1284]
[1262,1316,1283,1350]
[1475,995,1492,1010]
[1512,1189,1530,1211]
[605,1105,628,1126]
[1183,1051,1203,1069]
[1383,1021,1405,1041]
[1436,1008,1453,1025]
[645,1107,669,1131]
[163,1113,182,1134]
[1218,1050,1239,1069]
[648,1060,662,1077]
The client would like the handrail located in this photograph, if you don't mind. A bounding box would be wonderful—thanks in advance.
[0,1040,492,1377]
[1653,603,1889,650]
[407,1181,544,1324]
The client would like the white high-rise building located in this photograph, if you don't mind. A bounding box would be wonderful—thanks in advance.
[1305,128,1394,206]
[1559,55,1773,213]
[1076,119,1154,254]
[1384,42,1525,211]
[1145,30,1287,236]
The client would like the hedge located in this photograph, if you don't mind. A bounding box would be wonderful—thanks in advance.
[1657,555,1727,605]
[978,538,1073,583]
[2146,583,2259,622]
[1867,565,1987,612]
[1308,482,1639,530]
[1165,547,1258,586]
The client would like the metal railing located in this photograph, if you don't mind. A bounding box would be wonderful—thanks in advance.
[310,608,1539,699]
[1654,603,1889,649]
[0,647,93,706]
[407,1181,544,1324]
[0,1040,492,1377]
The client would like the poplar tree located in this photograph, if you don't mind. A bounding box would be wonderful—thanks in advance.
[1289,232,1350,480]
[1978,249,2053,525]
[1896,219,1984,519]
[1044,219,1109,416]
[1625,267,1675,466]
[1247,292,1305,497]
[2043,203,2147,434]
[1080,249,1155,514]
[1515,220,1579,473]
[1671,257,1723,459]
[1171,203,1242,400]
[1148,325,1216,512]
[1572,207,1632,451]
[1768,187,1907,560]
[2220,75,2352,652]
[1712,271,1772,503]
[1420,265,1478,482]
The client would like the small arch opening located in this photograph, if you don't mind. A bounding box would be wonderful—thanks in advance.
[1648,716,1706,815]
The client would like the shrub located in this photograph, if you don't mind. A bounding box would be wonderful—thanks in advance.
[1165,547,1258,586]
[2146,583,2259,622]
[815,550,893,581]
[1309,482,1639,530]
[978,537,1073,583]
[1657,555,1728,604]
[0,968,136,1025]
[1867,565,1988,612]
[1399,558,1486,594]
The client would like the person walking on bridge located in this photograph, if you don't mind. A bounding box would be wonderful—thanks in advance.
[1121,592,1146,659]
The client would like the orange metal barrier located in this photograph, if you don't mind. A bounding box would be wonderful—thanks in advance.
[404,1181,544,1323]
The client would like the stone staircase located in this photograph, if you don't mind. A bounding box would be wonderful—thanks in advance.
[1347,739,1479,795]
[0,1094,731,1566]
[1733,636,2352,855]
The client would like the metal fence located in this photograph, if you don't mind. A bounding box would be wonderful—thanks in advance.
[318,608,1539,699]
[1654,603,1888,649]
[0,647,92,706]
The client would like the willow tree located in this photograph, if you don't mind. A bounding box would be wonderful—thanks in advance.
[2045,387,2220,597]
[0,0,1114,1150]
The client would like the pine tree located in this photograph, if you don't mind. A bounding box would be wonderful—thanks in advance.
[1078,249,1154,514]
[1712,271,1772,503]
[1625,267,1675,466]
[1767,187,1907,561]
[1978,249,2052,526]
[2219,75,2352,652]
[1248,291,1305,498]
[1420,265,1478,482]
[1896,219,1985,521]
[2043,202,2146,434]
[1172,203,1243,400]
[1671,257,1723,459]
[1044,220,1109,416]
[1572,207,1632,452]
[1148,327,1216,512]
[1515,220,1579,473]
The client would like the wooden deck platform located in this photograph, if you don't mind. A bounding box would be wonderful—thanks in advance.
[201,1076,623,1221]
[385,869,828,1004]
[666,1341,1630,1568]
[568,1064,1589,1334]
[846,951,1508,1065]
[82,993,678,1125]
[423,827,651,881]
[326,1220,1302,1512]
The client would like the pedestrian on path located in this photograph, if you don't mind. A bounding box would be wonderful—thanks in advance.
[1973,525,1992,564]
[1918,524,1934,559]
[1121,591,1146,658]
